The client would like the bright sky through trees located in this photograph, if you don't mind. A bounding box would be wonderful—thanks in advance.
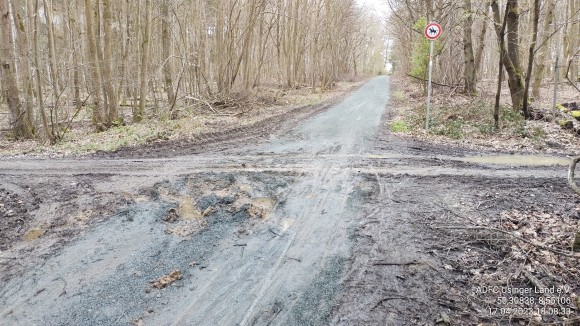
[356,0,389,16]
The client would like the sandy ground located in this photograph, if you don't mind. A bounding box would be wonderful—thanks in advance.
[0,76,578,325]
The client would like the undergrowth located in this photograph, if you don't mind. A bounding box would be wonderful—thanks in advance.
[390,95,542,142]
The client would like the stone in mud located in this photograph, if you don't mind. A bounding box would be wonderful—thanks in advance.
[151,269,183,289]
[163,208,179,223]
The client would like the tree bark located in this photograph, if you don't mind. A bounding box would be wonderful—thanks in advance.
[474,6,489,75]
[136,0,152,122]
[0,0,33,138]
[11,0,35,135]
[84,0,105,130]
[493,1,509,130]
[102,0,119,125]
[161,0,175,105]
[522,0,540,119]
[491,0,525,114]
[531,0,555,98]
[463,0,477,94]
[43,0,62,133]
[32,0,53,142]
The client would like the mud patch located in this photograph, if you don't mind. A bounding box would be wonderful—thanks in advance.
[0,171,296,325]
[22,228,44,241]
[0,176,129,283]
[332,173,579,325]
[0,186,37,250]
[150,173,292,238]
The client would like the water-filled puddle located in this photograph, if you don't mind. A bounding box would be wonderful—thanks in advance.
[460,155,569,166]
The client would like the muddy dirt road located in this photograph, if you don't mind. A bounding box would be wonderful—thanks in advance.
[1,76,578,325]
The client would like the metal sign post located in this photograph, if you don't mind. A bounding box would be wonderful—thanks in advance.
[424,22,442,130]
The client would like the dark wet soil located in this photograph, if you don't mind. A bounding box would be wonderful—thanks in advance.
[330,117,580,325]
[0,186,37,251]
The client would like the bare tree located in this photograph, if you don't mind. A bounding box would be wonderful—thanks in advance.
[0,0,33,138]
[135,0,152,122]
[463,0,477,94]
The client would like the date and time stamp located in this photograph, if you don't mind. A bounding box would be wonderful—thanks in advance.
[475,285,576,317]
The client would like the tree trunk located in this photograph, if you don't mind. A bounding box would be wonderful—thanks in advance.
[66,0,82,110]
[564,0,578,85]
[103,0,119,125]
[0,0,33,139]
[135,0,152,122]
[493,1,509,130]
[11,0,35,135]
[84,0,105,130]
[161,0,175,105]
[32,0,53,142]
[491,0,525,113]
[522,0,540,119]
[531,0,555,98]
[463,0,477,94]
[43,0,62,133]
[474,6,489,75]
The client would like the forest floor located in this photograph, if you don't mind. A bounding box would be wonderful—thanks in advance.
[0,76,579,325]
[0,80,364,158]
[388,76,580,156]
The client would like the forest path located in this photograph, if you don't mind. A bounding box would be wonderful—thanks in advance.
[0,77,569,325]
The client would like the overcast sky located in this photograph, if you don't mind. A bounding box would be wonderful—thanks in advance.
[356,0,390,17]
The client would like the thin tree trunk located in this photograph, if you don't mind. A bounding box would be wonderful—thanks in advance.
[43,0,61,134]
[11,0,35,135]
[522,0,540,119]
[103,0,119,125]
[531,0,555,98]
[161,0,175,105]
[84,0,105,130]
[66,0,82,109]
[0,0,33,139]
[564,0,578,84]
[136,0,152,122]
[463,0,477,94]
[474,6,489,75]
[493,0,509,130]
[491,0,525,113]
[32,0,53,142]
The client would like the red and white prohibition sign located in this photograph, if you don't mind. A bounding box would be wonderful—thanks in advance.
[424,22,442,40]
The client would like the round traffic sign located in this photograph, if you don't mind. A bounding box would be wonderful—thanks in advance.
[424,22,442,40]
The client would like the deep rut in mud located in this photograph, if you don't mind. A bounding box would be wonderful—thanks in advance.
[1,76,578,325]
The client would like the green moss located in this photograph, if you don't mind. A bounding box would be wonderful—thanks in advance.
[433,120,464,139]
[390,120,410,132]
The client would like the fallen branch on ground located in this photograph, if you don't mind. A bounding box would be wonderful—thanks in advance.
[405,74,462,88]
[431,225,580,259]
[372,260,419,266]
[184,96,216,113]
[371,296,420,311]
[523,270,547,290]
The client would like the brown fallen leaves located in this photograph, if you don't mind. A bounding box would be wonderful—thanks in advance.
[433,206,580,323]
